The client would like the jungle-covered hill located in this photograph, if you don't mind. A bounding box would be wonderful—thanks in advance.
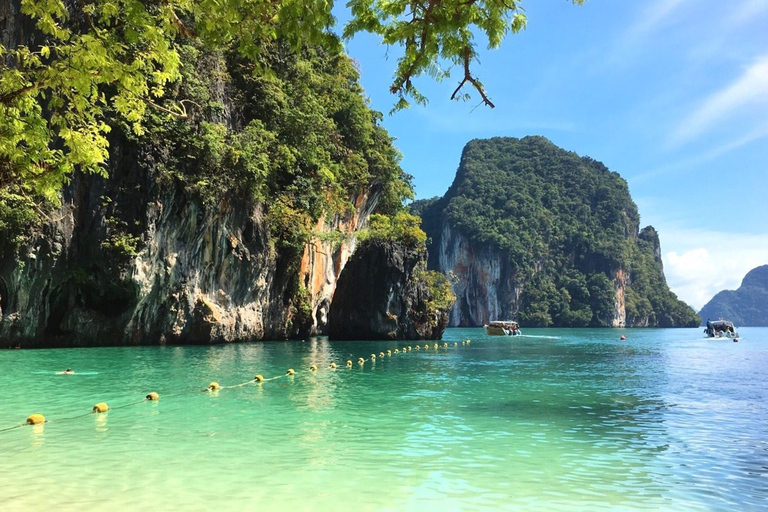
[698,265,768,326]
[411,136,700,328]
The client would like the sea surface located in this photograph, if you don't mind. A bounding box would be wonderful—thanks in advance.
[1,327,766,511]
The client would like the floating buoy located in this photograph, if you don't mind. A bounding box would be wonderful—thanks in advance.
[454,342,458,347]
[146,392,160,401]
[286,369,295,375]
[254,375,264,382]
[207,382,220,391]
[26,414,45,425]
[309,365,317,371]
[387,350,392,356]
[346,360,352,367]
[443,343,448,348]
[394,349,399,354]
[620,336,626,340]
[433,344,438,349]
[370,354,376,360]
[408,346,412,351]
[358,357,365,364]
[466,340,471,344]
[379,352,385,358]
[92,402,109,413]
[330,363,338,369]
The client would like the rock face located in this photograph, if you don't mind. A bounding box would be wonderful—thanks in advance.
[328,241,450,340]
[436,219,628,327]
[698,265,768,326]
[437,222,523,326]
[412,136,699,328]
[0,155,375,347]
[0,1,423,347]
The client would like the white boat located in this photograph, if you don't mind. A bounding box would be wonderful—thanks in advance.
[704,319,738,338]
[485,320,521,336]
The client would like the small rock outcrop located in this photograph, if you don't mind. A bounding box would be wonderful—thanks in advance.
[328,240,452,340]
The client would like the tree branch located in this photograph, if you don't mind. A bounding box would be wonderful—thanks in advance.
[450,46,494,108]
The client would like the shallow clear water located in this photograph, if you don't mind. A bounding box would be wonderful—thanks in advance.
[1,328,767,511]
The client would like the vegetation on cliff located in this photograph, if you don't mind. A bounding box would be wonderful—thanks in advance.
[1,0,584,209]
[698,265,768,326]
[412,136,700,328]
[356,212,456,326]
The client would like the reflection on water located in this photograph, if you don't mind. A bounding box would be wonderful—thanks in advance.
[0,328,767,511]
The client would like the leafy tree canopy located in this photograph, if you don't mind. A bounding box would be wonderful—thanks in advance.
[1,0,584,204]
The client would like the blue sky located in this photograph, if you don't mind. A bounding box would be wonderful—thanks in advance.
[336,0,768,311]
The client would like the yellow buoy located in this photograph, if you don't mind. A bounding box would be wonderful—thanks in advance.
[309,365,317,371]
[254,375,264,382]
[330,362,338,369]
[415,345,420,350]
[454,342,458,347]
[26,414,45,425]
[443,343,448,348]
[286,368,295,375]
[146,392,160,401]
[92,402,109,413]
[358,357,365,364]
[394,349,399,354]
[370,354,376,360]
[408,346,412,351]
[466,339,471,344]
[379,352,385,358]
[207,382,221,391]
[387,350,392,356]
[346,360,352,367]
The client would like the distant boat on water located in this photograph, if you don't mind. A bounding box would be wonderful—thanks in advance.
[485,320,521,336]
[704,319,738,339]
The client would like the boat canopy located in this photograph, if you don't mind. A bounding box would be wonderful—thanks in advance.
[708,320,735,329]
[487,320,519,329]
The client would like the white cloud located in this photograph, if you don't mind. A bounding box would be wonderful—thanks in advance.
[662,232,768,310]
[671,56,768,145]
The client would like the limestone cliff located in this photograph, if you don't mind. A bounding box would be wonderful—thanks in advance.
[0,154,378,347]
[412,136,699,328]
[0,2,416,346]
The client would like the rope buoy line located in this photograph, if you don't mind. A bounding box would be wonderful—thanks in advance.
[1,339,473,433]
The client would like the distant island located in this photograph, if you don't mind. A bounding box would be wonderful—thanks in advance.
[698,265,768,326]
[411,136,700,328]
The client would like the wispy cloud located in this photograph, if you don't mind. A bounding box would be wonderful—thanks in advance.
[670,56,768,145]
[625,0,689,40]
[725,0,768,27]
[630,119,768,183]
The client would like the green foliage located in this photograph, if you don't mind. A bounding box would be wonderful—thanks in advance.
[100,232,141,260]
[357,212,427,248]
[291,284,313,322]
[2,0,584,201]
[441,136,638,273]
[345,0,585,110]
[415,136,699,328]
[0,187,45,257]
[416,269,456,326]
[625,227,700,327]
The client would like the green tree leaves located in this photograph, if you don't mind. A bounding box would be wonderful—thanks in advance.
[2,0,585,201]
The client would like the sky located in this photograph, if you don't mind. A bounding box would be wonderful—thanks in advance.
[335,0,768,312]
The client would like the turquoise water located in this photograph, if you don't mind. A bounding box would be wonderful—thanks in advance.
[1,328,767,511]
